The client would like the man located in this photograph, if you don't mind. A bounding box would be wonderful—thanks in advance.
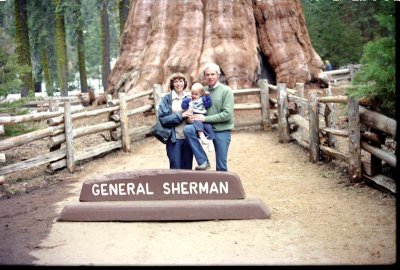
[183,63,234,171]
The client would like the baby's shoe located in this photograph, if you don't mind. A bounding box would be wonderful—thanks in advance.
[208,143,214,152]
[200,135,211,145]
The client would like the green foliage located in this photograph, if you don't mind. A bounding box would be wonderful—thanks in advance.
[1,0,122,96]
[0,0,15,37]
[4,121,39,137]
[301,0,395,118]
[0,98,28,113]
[0,98,40,137]
[301,0,393,69]
[29,0,58,94]
[83,0,119,81]
[347,38,396,117]
[347,14,395,118]
[0,49,31,98]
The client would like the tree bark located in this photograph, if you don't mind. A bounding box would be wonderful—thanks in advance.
[101,0,111,92]
[54,0,68,96]
[74,0,88,93]
[40,40,53,96]
[14,0,33,97]
[118,0,130,35]
[96,0,325,105]
[253,0,325,88]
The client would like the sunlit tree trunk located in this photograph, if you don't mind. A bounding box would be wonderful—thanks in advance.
[54,0,68,96]
[41,39,53,96]
[27,0,56,96]
[74,0,88,93]
[14,0,33,97]
[100,0,111,92]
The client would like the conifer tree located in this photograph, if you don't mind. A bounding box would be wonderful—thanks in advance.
[13,0,33,97]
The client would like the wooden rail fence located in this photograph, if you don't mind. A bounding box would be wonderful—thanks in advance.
[275,81,396,193]
[324,64,361,83]
[0,77,396,193]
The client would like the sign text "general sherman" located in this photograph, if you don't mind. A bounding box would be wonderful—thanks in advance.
[91,181,229,196]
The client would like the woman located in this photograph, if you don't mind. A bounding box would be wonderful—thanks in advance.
[157,73,193,169]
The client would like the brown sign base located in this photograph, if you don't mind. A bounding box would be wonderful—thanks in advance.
[58,170,271,222]
[58,198,270,221]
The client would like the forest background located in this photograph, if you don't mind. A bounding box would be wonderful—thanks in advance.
[0,0,396,119]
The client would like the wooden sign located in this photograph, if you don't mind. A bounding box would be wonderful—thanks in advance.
[58,169,271,222]
[79,169,246,201]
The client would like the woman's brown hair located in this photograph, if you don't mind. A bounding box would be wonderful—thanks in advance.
[169,72,188,91]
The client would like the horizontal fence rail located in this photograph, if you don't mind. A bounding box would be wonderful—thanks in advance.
[324,64,361,83]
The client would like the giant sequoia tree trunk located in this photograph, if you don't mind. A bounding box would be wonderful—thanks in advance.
[95,0,326,104]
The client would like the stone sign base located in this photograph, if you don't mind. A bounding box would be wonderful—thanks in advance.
[58,198,270,221]
[57,169,271,222]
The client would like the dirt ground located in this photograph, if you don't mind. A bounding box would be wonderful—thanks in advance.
[0,129,396,266]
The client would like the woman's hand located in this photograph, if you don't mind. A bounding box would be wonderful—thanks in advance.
[182,110,193,118]
[187,114,205,123]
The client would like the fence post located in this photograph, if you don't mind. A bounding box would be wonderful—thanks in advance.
[152,84,163,117]
[106,94,113,107]
[296,82,305,117]
[49,98,59,112]
[259,79,271,131]
[64,100,75,173]
[277,83,290,143]
[349,64,355,82]
[48,98,61,152]
[106,94,119,140]
[348,96,362,183]
[308,92,319,162]
[368,129,384,176]
[324,87,336,148]
[119,93,131,152]
[48,98,61,171]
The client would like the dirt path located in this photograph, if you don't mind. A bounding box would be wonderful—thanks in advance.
[0,131,396,266]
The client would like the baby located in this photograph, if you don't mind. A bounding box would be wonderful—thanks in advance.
[181,83,215,150]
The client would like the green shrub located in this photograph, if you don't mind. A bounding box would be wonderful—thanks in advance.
[0,99,39,137]
[4,122,39,137]
[346,14,395,118]
[0,49,31,99]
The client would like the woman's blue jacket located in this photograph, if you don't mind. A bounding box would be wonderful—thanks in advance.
[157,93,184,143]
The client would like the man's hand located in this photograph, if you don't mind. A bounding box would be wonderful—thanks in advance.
[187,114,205,123]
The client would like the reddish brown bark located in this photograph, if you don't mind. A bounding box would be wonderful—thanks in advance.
[95,0,325,105]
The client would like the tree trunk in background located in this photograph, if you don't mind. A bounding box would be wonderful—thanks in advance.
[14,0,33,97]
[118,0,130,36]
[97,0,326,104]
[40,41,53,96]
[54,0,68,96]
[101,0,111,92]
[74,0,88,93]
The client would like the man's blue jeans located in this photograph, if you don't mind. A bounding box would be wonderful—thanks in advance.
[183,125,231,171]
[166,138,193,169]
[213,130,231,171]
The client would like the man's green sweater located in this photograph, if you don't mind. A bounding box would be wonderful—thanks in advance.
[204,83,234,131]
